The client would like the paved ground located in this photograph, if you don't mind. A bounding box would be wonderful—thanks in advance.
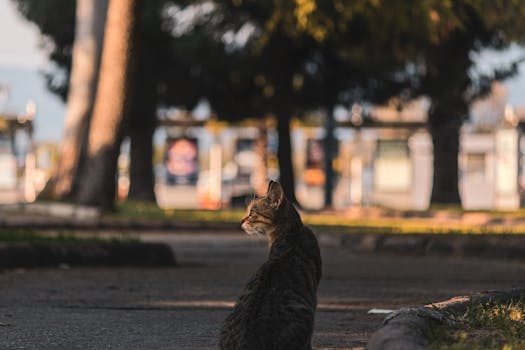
[2,232,525,349]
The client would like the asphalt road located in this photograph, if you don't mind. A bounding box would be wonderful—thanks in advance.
[2,232,525,349]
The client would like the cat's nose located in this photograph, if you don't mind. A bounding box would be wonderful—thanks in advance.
[241,221,251,233]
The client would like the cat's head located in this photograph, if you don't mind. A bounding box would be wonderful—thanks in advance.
[240,180,301,242]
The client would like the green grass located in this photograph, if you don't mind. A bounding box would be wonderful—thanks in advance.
[429,299,525,350]
[0,229,138,244]
[109,201,525,235]
[112,201,246,222]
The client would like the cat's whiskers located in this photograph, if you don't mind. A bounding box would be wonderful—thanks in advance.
[243,224,265,237]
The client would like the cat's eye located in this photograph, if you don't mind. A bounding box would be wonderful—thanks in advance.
[250,209,272,220]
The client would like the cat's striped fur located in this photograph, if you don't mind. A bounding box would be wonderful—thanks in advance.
[219,181,322,350]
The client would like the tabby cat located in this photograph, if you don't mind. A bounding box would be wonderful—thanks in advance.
[219,181,322,350]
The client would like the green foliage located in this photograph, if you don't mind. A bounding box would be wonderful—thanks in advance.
[4,0,522,219]
[110,201,525,235]
[113,200,246,221]
[429,298,525,350]
[13,0,525,117]
[0,229,46,242]
[12,0,525,207]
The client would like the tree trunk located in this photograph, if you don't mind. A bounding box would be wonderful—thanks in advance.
[276,111,298,205]
[323,110,336,209]
[252,118,268,197]
[76,0,139,211]
[424,32,471,206]
[128,125,156,202]
[429,105,463,204]
[42,0,107,200]
[127,60,157,203]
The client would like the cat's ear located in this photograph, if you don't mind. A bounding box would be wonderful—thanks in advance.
[267,180,284,207]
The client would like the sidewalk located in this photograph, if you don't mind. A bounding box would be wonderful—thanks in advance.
[3,204,525,348]
[3,234,525,349]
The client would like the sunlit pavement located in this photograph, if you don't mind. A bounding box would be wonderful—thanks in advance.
[2,232,525,349]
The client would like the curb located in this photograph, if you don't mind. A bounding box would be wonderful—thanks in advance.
[0,217,241,232]
[0,242,176,268]
[367,307,445,350]
[367,288,525,350]
[0,203,242,232]
[5,203,525,262]
[317,232,525,261]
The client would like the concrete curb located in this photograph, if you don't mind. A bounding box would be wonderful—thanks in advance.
[5,211,525,263]
[5,203,525,262]
[0,203,242,231]
[367,288,525,350]
[317,232,525,261]
[0,216,241,232]
[0,242,176,268]
[367,307,445,350]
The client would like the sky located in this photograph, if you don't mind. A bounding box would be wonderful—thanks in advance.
[0,0,65,142]
[0,0,48,68]
[0,0,525,143]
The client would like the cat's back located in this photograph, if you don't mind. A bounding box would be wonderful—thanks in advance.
[272,226,321,289]
[219,226,321,350]
[220,181,321,349]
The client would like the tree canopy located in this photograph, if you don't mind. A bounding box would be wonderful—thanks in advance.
[12,0,525,208]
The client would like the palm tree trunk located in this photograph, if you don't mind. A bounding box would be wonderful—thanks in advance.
[42,0,108,200]
[76,0,139,211]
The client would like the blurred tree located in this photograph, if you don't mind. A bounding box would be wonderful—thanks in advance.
[199,0,432,207]
[158,1,321,205]
[76,0,140,210]
[415,1,525,204]
[158,1,372,205]
[294,0,525,205]
[13,0,160,207]
[126,1,167,203]
[14,0,525,209]
[42,0,108,200]
[156,9,276,201]
[126,41,158,203]
[422,29,474,204]
[130,0,525,207]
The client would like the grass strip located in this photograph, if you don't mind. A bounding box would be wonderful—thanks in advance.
[111,201,525,235]
[429,298,525,349]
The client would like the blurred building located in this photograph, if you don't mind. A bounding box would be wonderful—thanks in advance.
[325,98,433,211]
[1,93,523,211]
[460,104,521,210]
[145,94,525,211]
[151,111,279,209]
[0,98,37,203]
